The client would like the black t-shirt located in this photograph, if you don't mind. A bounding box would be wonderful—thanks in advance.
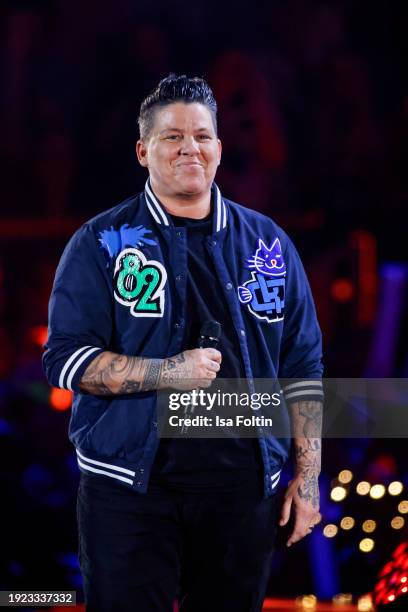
[149,211,263,495]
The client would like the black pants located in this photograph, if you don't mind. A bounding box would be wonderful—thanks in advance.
[77,473,279,612]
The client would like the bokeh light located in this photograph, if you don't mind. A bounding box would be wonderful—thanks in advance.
[362,520,376,533]
[359,538,375,553]
[388,481,403,496]
[332,593,352,605]
[340,516,355,530]
[331,279,355,303]
[357,594,374,611]
[49,388,73,411]
[369,484,386,499]
[29,325,48,346]
[331,486,347,502]
[323,524,338,538]
[338,469,353,484]
[295,595,317,610]
[356,481,371,496]
[390,516,405,530]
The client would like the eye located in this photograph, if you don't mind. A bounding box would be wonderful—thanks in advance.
[165,135,180,141]
[197,134,211,140]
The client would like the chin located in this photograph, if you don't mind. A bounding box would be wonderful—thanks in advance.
[177,177,208,195]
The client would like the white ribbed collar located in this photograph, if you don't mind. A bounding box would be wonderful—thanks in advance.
[144,179,227,233]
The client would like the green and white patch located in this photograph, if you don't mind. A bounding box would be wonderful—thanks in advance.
[113,248,167,317]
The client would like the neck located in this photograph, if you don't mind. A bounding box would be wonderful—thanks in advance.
[150,183,212,220]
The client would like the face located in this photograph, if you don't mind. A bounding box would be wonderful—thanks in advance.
[136,102,222,198]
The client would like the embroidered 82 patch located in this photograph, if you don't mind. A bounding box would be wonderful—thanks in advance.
[113,248,167,317]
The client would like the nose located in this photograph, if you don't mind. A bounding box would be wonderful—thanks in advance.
[179,136,200,156]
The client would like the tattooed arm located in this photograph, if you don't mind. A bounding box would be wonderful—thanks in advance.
[279,400,323,546]
[78,348,222,395]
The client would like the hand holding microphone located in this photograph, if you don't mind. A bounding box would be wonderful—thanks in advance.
[160,321,222,391]
[179,321,221,433]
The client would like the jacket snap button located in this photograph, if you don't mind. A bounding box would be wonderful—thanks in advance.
[226,283,233,290]
[176,275,182,282]
[240,329,246,336]
[212,240,217,246]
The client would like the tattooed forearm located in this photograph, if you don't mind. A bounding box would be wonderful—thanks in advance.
[293,441,321,508]
[143,359,163,389]
[289,400,323,438]
[79,351,164,395]
[161,353,192,384]
[288,401,322,508]
[297,468,320,508]
[79,347,215,396]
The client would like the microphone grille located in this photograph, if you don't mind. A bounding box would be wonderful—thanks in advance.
[200,320,221,339]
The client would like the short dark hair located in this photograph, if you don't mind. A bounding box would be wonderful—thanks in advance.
[138,73,218,140]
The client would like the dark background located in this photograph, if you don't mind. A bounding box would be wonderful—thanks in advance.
[0,0,407,606]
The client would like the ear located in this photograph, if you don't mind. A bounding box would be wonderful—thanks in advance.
[271,237,281,252]
[217,138,222,166]
[258,239,268,251]
[136,139,148,167]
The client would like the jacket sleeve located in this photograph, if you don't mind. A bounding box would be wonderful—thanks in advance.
[278,236,324,405]
[42,223,113,392]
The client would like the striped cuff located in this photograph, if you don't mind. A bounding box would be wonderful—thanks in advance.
[282,379,324,404]
[58,346,103,392]
[76,450,135,485]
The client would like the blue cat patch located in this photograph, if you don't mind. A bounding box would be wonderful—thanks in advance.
[238,238,285,323]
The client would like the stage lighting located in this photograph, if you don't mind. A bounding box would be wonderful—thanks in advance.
[362,520,376,533]
[323,524,338,538]
[356,481,371,495]
[390,516,405,530]
[388,481,404,496]
[359,538,375,553]
[295,594,317,609]
[331,486,347,501]
[49,387,72,411]
[332,593,352,605]
[370,484,386,499]
[357,594,374,611]
[340,516,355,530]
[338,469,353,484]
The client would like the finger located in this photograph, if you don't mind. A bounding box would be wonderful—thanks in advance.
[279,494,292,527]
[204,348,222,362]
[287,532,308,547]
[287,524,309,547]
[206,359,221,372]
[287,516,313,547]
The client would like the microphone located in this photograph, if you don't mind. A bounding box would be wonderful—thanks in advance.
[198,320,221,349]
[180,320,222,434]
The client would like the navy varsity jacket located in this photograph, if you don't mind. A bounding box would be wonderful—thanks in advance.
[43,180,324,498]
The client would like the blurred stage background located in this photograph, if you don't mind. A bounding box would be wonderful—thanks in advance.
[0,0,407,609]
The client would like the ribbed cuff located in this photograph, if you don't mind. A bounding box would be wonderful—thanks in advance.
[281,379,324,404]
[58,346,104,392]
